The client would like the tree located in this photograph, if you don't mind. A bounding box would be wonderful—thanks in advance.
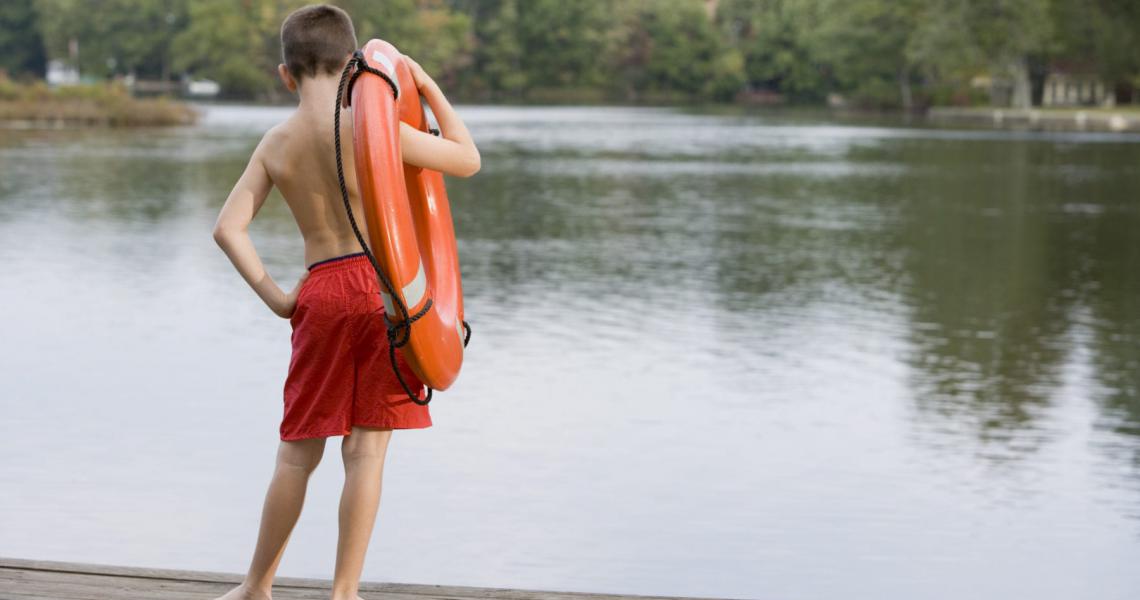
[170,0,301,99]
[906,0,986,102]
[1049,0,1140,102]
[718,0,825,101]
[36,0,187,80]
[405,0,473,90]
[0,0,47,78]
[25,0,1123,107]
[810,0,923,109]
[515,0,613,92]
[470,0,527,99]
[968,0,1052,108]
[617,0,744,101]
[335,0,473,90]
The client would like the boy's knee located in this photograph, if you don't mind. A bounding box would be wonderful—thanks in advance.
[341,428,391,463]
[277,438,325,474]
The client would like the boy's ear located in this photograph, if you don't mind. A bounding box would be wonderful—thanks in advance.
[278,64,297,92]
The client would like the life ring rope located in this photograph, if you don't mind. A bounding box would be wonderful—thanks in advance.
[332,50,471,406]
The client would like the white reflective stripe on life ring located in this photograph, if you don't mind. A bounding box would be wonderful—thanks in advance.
[380,260,426,316]
[370,51,401,97]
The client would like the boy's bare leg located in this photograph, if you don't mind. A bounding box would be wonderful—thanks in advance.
[331,426,393,600]
[216,437,327,600]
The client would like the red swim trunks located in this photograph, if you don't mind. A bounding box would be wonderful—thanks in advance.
[281,253,430,440]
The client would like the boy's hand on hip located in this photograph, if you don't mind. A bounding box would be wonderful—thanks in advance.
[272,271,310,319]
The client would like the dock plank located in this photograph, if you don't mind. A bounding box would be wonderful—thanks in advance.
[0,558,717,600]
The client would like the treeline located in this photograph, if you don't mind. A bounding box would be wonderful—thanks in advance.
[1,0,1139,108]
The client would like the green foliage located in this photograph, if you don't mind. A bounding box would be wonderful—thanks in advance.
[810,0,924,108]
[907,0,1052,108]
[36,0,186,79]
[1049,0,1140,83]
[0,73,197,125]
[617,0,745,101]
[12,0,1140,106]
[515,0,613,90]
[0,0,47,77]
[469,0,527,99]
[170,0,301,100]
[339,0,473,89]
[718,0,825,100]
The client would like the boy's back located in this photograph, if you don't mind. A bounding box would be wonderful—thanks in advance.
[260,105,365,266]
[209,5,479,600]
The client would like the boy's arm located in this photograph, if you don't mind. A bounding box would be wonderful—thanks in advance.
[399,57,481,178]
[212,140,306,318]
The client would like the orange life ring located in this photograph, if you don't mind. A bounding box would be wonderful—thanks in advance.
[349,39,466,392]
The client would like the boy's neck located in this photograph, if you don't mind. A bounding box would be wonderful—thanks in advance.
[296,74,342,114]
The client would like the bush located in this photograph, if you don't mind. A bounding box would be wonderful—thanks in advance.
[848,78,901,110]
[0,74,197,127]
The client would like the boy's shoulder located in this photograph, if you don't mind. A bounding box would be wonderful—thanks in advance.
[260,118,295,151]
[254,116,302,170]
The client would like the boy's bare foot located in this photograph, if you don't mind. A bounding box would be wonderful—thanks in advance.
[214,583,271,600]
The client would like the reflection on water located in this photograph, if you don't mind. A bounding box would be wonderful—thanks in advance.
[1,105,1139,600]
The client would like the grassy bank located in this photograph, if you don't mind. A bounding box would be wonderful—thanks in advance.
[0,77,197,127]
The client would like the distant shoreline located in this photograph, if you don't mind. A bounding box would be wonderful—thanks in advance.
[0,98,198,128]
[927,106,1140,133]
[0,78,199,128]
[7,94,1140,134]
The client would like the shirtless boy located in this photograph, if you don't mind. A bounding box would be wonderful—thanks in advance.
[211,5,479,599]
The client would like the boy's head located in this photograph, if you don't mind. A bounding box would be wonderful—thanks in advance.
[279,4,357,90]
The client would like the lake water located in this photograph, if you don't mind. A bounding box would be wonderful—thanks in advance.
[2,105,1139,600]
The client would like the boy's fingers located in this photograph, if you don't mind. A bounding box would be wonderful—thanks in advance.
[405,56,425,76]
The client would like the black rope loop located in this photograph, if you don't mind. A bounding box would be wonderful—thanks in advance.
[343,50,399,108]
[334,53,429,405]
[387,327,433,406]
[385,296,434,348]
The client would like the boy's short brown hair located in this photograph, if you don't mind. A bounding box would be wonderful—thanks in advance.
[280,4,358,82]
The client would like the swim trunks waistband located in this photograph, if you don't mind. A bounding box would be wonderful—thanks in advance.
[308,252,368,271]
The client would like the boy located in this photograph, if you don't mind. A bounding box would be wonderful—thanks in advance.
[211,5,479,600]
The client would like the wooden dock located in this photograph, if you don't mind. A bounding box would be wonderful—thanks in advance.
[0,558,711,600]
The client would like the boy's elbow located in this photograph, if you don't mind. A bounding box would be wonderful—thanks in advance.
[459,151,481,178]
[212,223,235,248]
